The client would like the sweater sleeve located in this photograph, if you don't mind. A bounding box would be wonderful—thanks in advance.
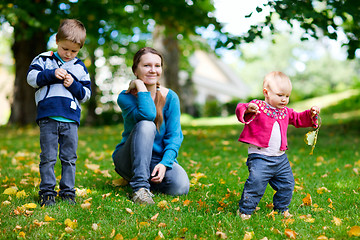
[235,100,257,124]
[288,108,315,128]
[27,56,59,88]
[66,72,91,103]
[118,91,156,122]
[159,91,183,168]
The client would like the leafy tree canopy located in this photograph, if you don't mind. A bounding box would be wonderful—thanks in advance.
[244,0,360,59]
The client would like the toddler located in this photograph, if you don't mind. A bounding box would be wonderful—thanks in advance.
[235,71,319,219]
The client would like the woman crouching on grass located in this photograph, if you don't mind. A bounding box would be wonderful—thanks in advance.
[112,47,190,205]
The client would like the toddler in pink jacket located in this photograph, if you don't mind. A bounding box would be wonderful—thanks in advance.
[235,71,320,220]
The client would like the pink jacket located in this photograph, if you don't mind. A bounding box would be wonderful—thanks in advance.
[236,100,318,151]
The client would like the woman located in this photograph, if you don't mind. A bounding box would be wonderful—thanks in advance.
[112,47,190,205]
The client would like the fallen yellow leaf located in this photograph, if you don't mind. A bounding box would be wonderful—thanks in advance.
[113,233,124,240]
[44,215,55,221]
[112,178,128,187]
[171,197,180,203]
[151,213,159,221]
[243,231,254,240]
[92,223,99,231]
[285,229,297,239]
[102,193,111,198]
[2,200,11,206]
[155,230,165,239]
[18,231,26,238]
[16,190,27,198]
[23,203,37,209]
[85,163,100,171]
[216,231,227,239]
[317,187,331,194]
[3,187,18,195]
[64,218,78,229]
[157,200,168,209]
[81,202,91,209]
[302,193,312,206]
[109,229,116,238]
[348,226,360,237]
[183,199,191,206]
[65,226,74,233]
[125,208,134,215]
[331,216,342,226]
[317,235,328,240]
[158,222,167,227]
[139,222,150,227]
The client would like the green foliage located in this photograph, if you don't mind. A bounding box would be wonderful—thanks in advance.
[202,99,222,117]
[246,0,360,59]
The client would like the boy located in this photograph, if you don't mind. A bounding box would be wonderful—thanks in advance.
[235,71,320,219]
[27,19,91,207]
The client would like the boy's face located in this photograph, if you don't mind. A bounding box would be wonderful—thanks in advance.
[56,40,80,62]
[264,80,292,109]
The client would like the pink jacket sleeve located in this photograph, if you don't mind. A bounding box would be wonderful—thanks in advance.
[288,108,318,128]
[236,101,258,124]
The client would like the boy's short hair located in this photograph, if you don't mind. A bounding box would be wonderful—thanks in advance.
[56,19,86,48]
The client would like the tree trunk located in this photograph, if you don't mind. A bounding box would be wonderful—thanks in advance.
[153,26,181,97]
[84,50,98,125]
[9,28,47,125]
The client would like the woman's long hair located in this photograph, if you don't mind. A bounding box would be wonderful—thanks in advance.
[132,47,166,131]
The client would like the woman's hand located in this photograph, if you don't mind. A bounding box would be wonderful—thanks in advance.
[151,163,166,183]
[126,79,147,94]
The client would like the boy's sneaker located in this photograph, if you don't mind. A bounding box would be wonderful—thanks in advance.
[61,194,76,205]
[40,195,56,207]
[132,188,155,205]
[237,209,251,220]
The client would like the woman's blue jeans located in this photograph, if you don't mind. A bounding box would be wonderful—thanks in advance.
[239,153,295,215]
[112,120,189,195]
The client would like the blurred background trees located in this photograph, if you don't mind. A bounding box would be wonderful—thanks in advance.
[1,0,359,126]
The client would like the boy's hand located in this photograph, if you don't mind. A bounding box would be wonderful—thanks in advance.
[55,68,68,80]
[310,106,320,117]
[246,102,260,114]
[63,74,74,87]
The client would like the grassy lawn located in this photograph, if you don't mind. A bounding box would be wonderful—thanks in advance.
[0,104,360,239]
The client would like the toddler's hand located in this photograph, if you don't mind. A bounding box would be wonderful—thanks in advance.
[246,103,260,114]
[310,106,320,117]
[55,68,68,80]
[63,74,74,87]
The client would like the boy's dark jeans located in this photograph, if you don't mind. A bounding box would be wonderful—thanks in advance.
[239,153,295,215]
[38,118,78,198]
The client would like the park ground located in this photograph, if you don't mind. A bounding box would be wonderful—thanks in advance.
[0,91,359,239]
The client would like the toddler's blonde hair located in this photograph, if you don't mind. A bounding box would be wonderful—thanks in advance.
[263,71,292,91]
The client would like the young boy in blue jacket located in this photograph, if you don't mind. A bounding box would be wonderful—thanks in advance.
[27,19,91,207]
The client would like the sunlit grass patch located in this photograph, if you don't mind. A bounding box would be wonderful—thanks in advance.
[0,108,359,239]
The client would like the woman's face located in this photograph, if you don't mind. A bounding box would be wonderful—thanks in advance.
[134,53,162,86]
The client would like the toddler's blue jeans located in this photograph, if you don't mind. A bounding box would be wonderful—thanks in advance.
[38,118,78,198]
[239,153,295,215]
[112,120,189,195]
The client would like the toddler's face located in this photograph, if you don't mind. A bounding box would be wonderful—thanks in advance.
[264,82,292,109]
[56,40,80,62]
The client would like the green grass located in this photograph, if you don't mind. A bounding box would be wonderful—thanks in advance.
[1,106,360,239]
